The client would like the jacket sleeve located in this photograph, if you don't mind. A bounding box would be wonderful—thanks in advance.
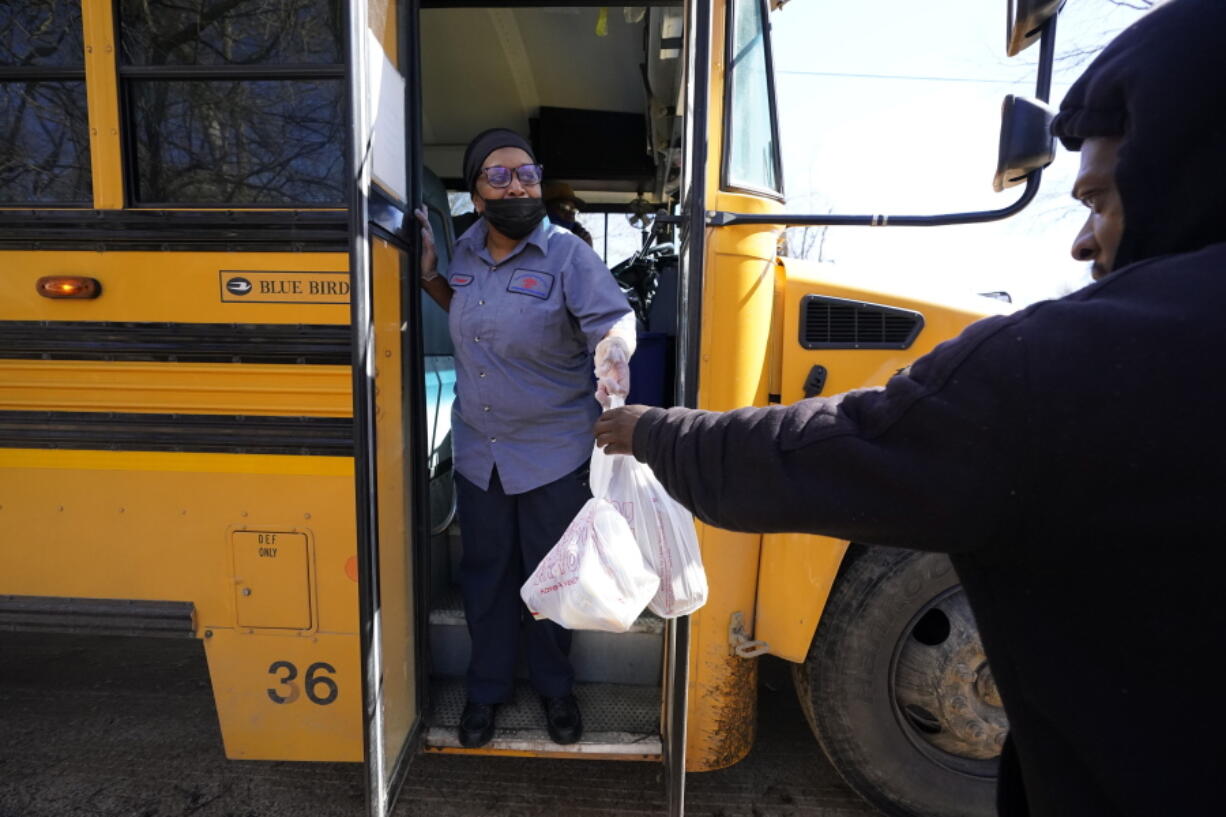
[631,315,1030,554]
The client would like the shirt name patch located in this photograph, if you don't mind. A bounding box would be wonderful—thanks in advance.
[507,269,554,300]
[450,273,474,287]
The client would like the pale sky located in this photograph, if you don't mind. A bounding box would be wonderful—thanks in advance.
[770,0,1148,306]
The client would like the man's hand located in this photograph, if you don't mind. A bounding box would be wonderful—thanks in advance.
[593,405,650,456]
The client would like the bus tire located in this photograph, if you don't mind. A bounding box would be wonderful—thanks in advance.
[792,544,1005,817]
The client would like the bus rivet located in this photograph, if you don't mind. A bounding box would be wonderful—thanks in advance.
[304,513,312,520]
[204,630,213,638]
[241,511,248,517]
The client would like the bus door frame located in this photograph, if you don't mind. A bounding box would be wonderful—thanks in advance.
[348,1,432,815]
[662,0,716,813]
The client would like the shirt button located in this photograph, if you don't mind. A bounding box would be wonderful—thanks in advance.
[479,371,486,378]
[489,436,497,443]
[473,336,480,342]
[483,405,491,412]
[478,299,486,305]
[489,266,496,272]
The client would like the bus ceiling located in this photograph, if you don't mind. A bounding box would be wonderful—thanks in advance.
[709,0,1064,230]
[419,4,684,204]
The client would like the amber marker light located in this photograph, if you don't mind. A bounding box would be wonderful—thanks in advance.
[36,276,101,299]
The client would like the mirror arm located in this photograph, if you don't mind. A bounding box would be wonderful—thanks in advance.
[1035,14,1056,103]
[707,170,1041,228]
[710,15,1057,230]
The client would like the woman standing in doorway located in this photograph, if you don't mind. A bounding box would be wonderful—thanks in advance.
[415,128,635,749]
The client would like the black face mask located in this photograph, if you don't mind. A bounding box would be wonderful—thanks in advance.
[482,197,546,240]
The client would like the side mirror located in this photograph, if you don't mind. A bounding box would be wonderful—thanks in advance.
[993,95,1055,192]
[1007,0,1064,56]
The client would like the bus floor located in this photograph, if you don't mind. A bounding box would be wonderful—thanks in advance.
[0,632,879,817]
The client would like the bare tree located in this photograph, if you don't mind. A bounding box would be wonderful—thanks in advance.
[123,0,345,205]
[1057,0,1156,68]
[779,224,832,263]
[0,0,92,203]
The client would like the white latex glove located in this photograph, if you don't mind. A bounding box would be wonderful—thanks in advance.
[594,335,632,409]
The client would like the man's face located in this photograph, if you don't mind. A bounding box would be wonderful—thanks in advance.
[1070,136,1125,280]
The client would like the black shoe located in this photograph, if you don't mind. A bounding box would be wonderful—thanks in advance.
[458,700,497,748]
[540,694,583,745]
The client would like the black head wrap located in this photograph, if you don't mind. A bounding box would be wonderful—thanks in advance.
[1050,0,1226,271]
[462,128,536,193]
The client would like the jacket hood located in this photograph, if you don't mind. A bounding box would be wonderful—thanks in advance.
[1050,0,1226,271]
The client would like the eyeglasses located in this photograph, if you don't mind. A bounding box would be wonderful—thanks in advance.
[480,163,544,188]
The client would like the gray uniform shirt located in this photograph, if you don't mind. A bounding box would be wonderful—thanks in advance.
[448,216,631,495]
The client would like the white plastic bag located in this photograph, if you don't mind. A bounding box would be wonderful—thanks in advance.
[590,399,709,618]
[520,493,659,633]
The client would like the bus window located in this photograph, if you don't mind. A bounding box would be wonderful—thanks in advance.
[0,0,92,204]
[577,211,648,269]
[723,0,783,197]
[116,0,345,206]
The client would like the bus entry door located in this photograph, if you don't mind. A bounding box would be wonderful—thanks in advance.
[348,2,427,816]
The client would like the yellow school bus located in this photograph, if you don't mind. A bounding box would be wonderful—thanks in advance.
[0,1,1060,815]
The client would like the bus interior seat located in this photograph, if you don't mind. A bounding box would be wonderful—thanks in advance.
[421,166,455,357]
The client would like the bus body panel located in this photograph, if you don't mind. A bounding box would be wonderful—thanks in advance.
[774,257,1009,404]
[754,534,849,663]
[81,0,124,209]
[0,360,351,417]
[204,628,363,761]
[0,240,361,762]
[0,447,363,760]
[0,449,356,631]
[685,185,784,769]
[751,257,1008,662]
[0,250,349,325]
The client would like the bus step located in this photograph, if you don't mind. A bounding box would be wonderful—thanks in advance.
[424,677,661,758]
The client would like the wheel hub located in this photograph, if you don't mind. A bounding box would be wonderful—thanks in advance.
[892,587,1009,761]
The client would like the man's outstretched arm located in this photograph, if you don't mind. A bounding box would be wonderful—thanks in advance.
[593,315,1029,555]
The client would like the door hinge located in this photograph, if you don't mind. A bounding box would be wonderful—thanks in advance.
[729,611,770,659]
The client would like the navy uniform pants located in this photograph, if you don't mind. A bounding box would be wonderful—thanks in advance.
[455,463,590,704]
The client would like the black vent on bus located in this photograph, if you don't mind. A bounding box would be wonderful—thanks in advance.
[799,295,923,350]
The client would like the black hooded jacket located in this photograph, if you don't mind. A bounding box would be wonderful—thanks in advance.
[1050,0,1226,271]
[630,1,1226,814]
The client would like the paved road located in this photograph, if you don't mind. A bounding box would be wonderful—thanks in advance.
[0,633,879,817]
